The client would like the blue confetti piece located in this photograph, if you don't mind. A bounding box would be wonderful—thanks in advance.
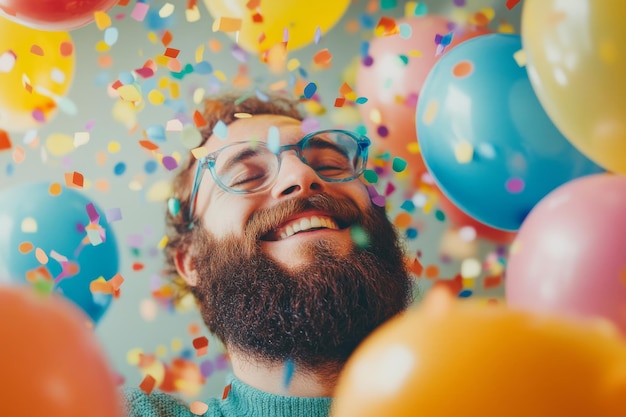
[355,97,368,104]
[360,40,370,58]
[118,71,135,85]
[400,200,415,212]
[94,71,110,87]
[141,76,157,92]
[5,162,14,176]
[105,207,122,222]
[303,82,317,99]
[458,289,473,298]
[104,27,119,46]
[146,124,166,141]
[440,32,454,46]
[168,198,180,216]
[194,61,213,74]
[213,120,228,140]
[314,26,322,44]
[267,126,280,154]
[283,359,295,389]
[144,160,158,174]
[399,23,412,39]
[113,162,126,176]
[359,13,375,30]
[414,2,428,16]
[405,227,418,239]
[298,67,308,78]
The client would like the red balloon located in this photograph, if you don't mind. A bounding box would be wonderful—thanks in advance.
[437,190,516,245]
[357,16,490,179]
[0,0,118,31]
[0,285,124,417]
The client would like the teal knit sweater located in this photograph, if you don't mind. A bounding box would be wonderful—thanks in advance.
[123,376,332,417]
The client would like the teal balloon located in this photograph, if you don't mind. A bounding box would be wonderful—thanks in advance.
[0,182,119,323]
[416,34,604,231]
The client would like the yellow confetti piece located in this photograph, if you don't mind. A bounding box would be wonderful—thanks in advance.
[169,82,180,99]
[212,16,242,32]
[159,2,175,17]
[190,401,209,415]
[147,180,173,202]
[287,58,301,71]
[191,146,209,160]
[126,348,143,365]
[368,108,382,125]
[147,31,159,44]
[192,87,205,105]
[45,133,75,156]
[422,100,439,126]
[454,141,474,164]
[148,89,165,105]
[404,1,417,17]
[108,141,121,153]
[186,5,201,22]
[157,235,169,250]
[95,40,110,52]
[171,338,183,352]
[155,345,168,358]
[479,7,495,21]
[155,55,169,67]
[462,277,476,289]
[94,11,112,30]
[234,112,252,119]
[513,49,527,67]
[407,142,420,154]
[112,99,138,129]
[21,217,37,233]
[74,131,90,147]
[213,70,227,82]
[117,84,142,102]
[498,21,516,34]
[195,44,204,63]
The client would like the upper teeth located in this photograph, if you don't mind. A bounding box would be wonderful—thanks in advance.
[279,215,339,240]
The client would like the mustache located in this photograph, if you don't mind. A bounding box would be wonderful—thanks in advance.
[244,193,362,240]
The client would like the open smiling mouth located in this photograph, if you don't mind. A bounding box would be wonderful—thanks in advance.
[260,215,346,241]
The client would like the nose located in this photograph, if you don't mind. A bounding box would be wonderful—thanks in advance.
[269,152,325,198]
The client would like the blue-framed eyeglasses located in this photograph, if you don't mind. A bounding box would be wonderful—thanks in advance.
[187,129,371,220]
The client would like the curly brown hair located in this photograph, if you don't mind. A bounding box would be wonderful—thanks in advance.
[162,91,306,299]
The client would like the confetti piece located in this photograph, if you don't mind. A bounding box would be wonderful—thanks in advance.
[513,49,527,67]
[0,50,16,73]
[313,48,332,66]
[131,2,150,21]
[193,110,207,128]
[94,11,111,30]
[461,258,482,278]
[139,374,157,395]
[74,131,90,147]
[222,383,231,400]
[65,171,84,188]
[159,2,175,17]
[213,17,242,32]
[425,264,439,278]
[168,198,180,216]
[26,266,52,283]
[105,207,122,222]
[374,16,399,36]
[117,84,142,102]
[283,359,295,389]
[421,100,439,125]
[0,130,11,151]
[21,217,37,233]
[190,401,209,415]
[505,0,521,10]
[18,242,34,254]
[186,5,201,22]
[452,60,473,78]
[30,44,44,56]
[505,177,525,193]
[454,141,474,164]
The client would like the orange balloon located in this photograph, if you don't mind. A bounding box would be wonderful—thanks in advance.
[333,289,626,417]
[0,285,123,417]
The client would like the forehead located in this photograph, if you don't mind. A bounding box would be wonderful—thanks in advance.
[204,114,304,153]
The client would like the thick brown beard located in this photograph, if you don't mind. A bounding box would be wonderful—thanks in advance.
[188,194,414,374]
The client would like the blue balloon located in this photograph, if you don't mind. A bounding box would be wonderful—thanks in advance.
[0,182,119,323]
[416,34,604,231]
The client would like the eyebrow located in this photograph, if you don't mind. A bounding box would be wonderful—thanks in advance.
[220,146,265,171]
[305,136,350,155]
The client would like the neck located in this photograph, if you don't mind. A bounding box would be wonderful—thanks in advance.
[228,350,339,398]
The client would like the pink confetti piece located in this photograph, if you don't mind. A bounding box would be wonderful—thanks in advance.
[130,2,149,22]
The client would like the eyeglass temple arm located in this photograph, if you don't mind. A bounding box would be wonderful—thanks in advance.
[187,162,205,220]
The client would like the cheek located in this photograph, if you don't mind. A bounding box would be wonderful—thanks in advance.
[201,199,255,238]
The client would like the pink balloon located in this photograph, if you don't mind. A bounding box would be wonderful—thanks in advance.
[356,16,490,175]
[506,174,626,335]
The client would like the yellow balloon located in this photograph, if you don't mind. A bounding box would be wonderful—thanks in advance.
[203,0,349,53]
[522,0,626,174]
[0,16,75,133]
[332,289,626,417]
